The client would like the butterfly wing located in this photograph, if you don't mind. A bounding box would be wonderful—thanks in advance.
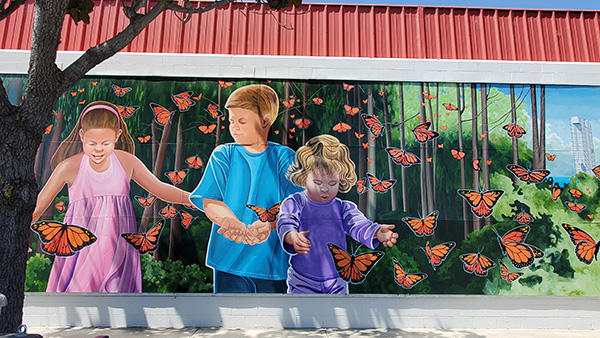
[159,204,179,219]
[186,155,203,169]
[496,226,539,268]
[393,257,427,289]
[513,210,533,224]
[385,147,421,167]
[499,260,524,282]
[327,243,383,284]
[356,177,368,195]
[412,122,440,143]
[246,204,268,222]
[171,91,195,112]
[402,210,438,237]
[149,103,173,126]
[180,211,197,229]
[366,173,396,193]
[460,253,496,277]
[122,221,164,254]
[424,241,455,270]
[361,114,385,137]
[165,169,189,185]
[565,201,586,213]
[31,221,97,256]
[293,117,313,129]
[561,223,599,265]
[332,122,351,133]
[135,195,156,208]
[552,184,563,200]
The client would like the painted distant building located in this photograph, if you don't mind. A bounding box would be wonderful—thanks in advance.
[570,116,595,174]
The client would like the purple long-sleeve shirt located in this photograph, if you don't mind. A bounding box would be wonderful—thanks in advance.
[277,191,381,282]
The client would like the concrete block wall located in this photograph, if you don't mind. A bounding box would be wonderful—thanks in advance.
[22,293,600,330]
[2,50,600,86]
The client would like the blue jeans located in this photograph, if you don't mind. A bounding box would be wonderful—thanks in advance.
[214,270,287,293]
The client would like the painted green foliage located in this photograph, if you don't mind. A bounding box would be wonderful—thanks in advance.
[4,74,600,295]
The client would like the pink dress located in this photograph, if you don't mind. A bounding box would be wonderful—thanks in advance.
[46,152,142,293]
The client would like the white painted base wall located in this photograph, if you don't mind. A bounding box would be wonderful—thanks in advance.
[23,293,600,330]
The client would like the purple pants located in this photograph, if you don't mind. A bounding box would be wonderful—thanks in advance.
[286,267,348,294]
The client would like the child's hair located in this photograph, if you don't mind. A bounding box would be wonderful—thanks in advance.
[287,135,357,193]
[50,101,135,169]
[224,84,279,126]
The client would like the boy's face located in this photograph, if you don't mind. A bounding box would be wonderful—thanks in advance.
[305,170,340,203]
[228,107,270,151]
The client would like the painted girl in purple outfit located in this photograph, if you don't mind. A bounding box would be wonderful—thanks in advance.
[277,135,397,294]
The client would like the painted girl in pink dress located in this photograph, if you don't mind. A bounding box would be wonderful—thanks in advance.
[32,101,191,293]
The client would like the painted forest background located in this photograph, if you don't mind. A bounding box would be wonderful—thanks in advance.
[4,74,600,296]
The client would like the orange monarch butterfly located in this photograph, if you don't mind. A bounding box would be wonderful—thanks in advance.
[402,210,438,237]
[312,97,323,105]
[502,123,526,138]
[91,81,98,86]
[569,188,583,198]
[561,223,600,265]
[44,124,54,135]
[361,114,385,137]
[159,204,179,219]
[499,260,523,283]
[362,143,369,149]
[198,124,217,134]
[327,243,383,284]
[112,84,132,97]
[421,241,456,271]
[134,195,156,208]
[367,158,374,163]
[342,82,354,91]
[205,104,222,118]
[332,121,352,133]
[149,103,174,126]
[77,88,85,93]
[593,165,600,179]
[451,149,466,160]
[31,221,97,257]
[367,173,396,193]
[552,183,563,200]
[356,177,367,195]
[565,201,586,213]
[180,211,197,229]
[344,104,361,116]
[442,103,458,111]
[354,132,364,139]
[545,153,556,161]
[412,122,439,143]
[472,159,482,171]
[115,105,139,118]
[121,220,164,254]
[136,135,151,143]
[192,93,202,101]
[513,210,533,224]
[506,164,550,184]
[460,251,496,277]
[70,91,77,96]
[289,127,296,134]
[218,80,233,88]
[186,155,203,169]
[282,98,295,108]
[246,202,282,222]
[164,169,189,185]
[393,257,427,290]
[494,226,543,268]
[457,189,504,218]
[55,200,66,213]
[78,99,86,105]
[422,92,436,100]
[171,91,196,112]
[185,203,199,211]
[293,117,312,129]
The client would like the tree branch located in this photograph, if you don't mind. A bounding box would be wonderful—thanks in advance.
[165,0,235,15]
[0,0,27,21]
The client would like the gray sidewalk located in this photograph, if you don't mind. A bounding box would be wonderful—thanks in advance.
[18,328,600,338]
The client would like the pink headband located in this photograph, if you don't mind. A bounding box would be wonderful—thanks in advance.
[80,104,121,128]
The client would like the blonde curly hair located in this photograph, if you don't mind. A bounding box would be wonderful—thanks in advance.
[287,134,357,193]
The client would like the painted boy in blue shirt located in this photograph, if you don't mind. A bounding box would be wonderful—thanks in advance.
[190,84,302,293]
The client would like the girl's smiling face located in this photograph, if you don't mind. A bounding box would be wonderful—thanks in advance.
[305,170,340,203]
[79,128,121,170]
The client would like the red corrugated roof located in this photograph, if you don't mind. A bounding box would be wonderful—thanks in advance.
[2,1,599,62]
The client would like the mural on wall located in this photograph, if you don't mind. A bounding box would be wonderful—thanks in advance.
[4,74,600,296]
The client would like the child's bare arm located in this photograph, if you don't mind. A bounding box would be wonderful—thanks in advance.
[31,161,72,223]
[284,231,311,254]
[125,152,191,205]
[375,224,398,248]
[203,198,246,243]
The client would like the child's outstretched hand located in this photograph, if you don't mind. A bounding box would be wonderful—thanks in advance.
[218,218,246,243]
[284,231,311,254]
[376,224,398,248]
[246,220,271,245]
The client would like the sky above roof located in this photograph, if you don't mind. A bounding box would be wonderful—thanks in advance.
[304,0,600,10]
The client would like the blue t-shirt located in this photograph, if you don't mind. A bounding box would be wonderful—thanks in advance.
[190,142,302,280]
